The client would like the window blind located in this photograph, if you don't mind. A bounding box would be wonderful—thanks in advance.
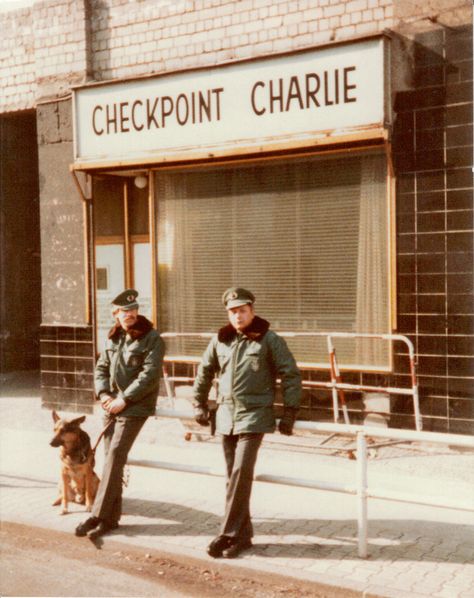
[156,152,389,367]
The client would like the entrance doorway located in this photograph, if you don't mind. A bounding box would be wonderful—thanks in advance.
[93,175,152,351]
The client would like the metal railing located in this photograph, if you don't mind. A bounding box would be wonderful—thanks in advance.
[160,331,421,430]
[129,414,474,558]
[129,330,465,558]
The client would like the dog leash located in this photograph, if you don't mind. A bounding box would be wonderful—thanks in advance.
[91,419,115,455]
[90,418,130,488]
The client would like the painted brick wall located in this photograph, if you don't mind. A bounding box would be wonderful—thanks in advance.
[0,7,36,112]
[32,0,91,100]
[0,0,90,113]
[88,0,394,82]
[1,0,395,113]
[2,1,471,114]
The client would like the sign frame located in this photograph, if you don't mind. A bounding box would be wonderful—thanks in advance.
[72,34,391,170]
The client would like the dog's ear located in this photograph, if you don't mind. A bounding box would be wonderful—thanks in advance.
[70,415,86,427]
[52,410,60,422]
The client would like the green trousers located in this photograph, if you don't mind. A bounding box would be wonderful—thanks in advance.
[220,432,264,540]
[92,415,146,524]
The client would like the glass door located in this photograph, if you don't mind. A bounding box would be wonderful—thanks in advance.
[93,175,151,352]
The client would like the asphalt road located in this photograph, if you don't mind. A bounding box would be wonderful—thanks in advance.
[0,522,355,598]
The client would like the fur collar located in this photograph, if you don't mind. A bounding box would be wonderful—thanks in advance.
[108,315,154,341]
[218,315,270,343]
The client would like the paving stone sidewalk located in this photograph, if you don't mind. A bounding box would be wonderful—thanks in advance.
[1,372,474,598]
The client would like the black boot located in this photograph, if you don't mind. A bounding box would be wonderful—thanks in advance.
[207,535,233,558]
[75,516,100,537]
[87,520,119,540]
[222,538,252,559]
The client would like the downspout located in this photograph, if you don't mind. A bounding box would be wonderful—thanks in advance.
[69,168,95,347]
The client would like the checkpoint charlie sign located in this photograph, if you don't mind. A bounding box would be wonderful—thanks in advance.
[73,37,387,166]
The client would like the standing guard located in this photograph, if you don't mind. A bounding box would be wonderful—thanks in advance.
[193,287,302,558]
[75,289,165,539]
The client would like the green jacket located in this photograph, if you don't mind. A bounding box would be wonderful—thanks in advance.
[94,315,165,417]
[193,316,301,434]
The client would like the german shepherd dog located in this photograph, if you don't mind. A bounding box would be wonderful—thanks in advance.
[50,411,100,515]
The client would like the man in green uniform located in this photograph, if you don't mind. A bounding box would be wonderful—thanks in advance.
[75,289,164,539]
[193,287,302,558]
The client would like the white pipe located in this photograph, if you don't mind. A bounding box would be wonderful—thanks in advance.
[154,408,474,449]
[368,489,474,512]
[255,474,356,494]
[127,459,222,477]
[128,456,474,513]
[356,432,368,558]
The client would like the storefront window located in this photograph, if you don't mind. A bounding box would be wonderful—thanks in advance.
[156,152,390,368]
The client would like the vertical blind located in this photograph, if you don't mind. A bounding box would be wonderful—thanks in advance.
[156,152,389,367]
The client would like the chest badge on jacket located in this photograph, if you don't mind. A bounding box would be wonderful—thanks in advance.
[250,357,260,372]
[128,354,144,367]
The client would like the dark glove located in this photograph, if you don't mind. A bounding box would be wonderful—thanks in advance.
[194,405,210,427]
[278,408,298,436]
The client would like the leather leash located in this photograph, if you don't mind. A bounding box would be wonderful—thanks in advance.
[91,419,115,455]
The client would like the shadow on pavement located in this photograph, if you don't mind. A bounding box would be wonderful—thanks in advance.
[114,497,474,564]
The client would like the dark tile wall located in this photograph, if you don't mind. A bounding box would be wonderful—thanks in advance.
[392,24,474,434]
[40,325,95,413]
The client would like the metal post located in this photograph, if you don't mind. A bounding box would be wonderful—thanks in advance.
[356,431,368,558]
[327,336,340,422]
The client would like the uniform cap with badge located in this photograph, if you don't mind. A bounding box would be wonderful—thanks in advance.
[111,289,139,311]
[222,287,255,310]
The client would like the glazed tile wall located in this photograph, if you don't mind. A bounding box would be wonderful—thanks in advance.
[392,25,474,433]
[40,325,95,413]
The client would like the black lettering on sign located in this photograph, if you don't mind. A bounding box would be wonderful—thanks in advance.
[92,105,104,135]
[305,74,320,108]
[120,102,130,132]
[146,98,160,129]
[285,76,304,112]
[251,81,265,115]
[344,66,357,103]
[90,86,225,134]
[131,100,144,131]
[250,66,358,116]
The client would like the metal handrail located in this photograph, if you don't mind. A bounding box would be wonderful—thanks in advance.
[130,413,474,558]
[160,331,421,430]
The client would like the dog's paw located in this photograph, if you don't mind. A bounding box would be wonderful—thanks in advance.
[52,498,61,506]
[86,505,92,512]
[61,508,69,515]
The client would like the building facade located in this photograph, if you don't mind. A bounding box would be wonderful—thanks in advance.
[0,0,472,433]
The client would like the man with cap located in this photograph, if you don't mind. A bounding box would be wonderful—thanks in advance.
[193,287,302,558]
[75,289,165,539]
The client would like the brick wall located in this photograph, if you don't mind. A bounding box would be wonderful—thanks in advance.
[89,0,394,81]
[1,0,395,113]
[0,7,36,112]
[0,0,90,113]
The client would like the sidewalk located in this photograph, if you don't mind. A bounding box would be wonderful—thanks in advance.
[1,371,474,598]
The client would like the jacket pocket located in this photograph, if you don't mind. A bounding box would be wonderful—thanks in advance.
[245,348,262,373]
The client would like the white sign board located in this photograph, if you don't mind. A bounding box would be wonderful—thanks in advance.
[74,38,386,165]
